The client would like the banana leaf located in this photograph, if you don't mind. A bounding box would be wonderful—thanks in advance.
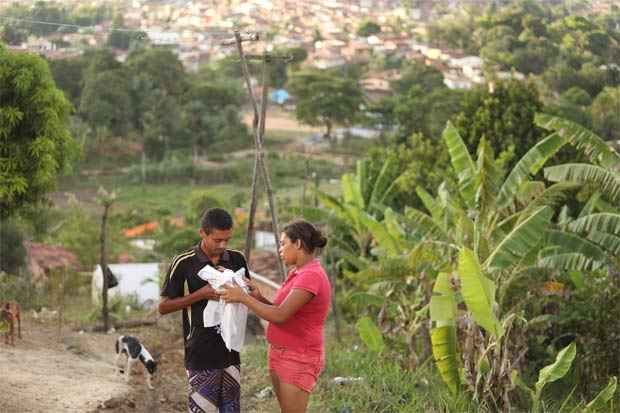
[459,248,503,337]
[430,272,460,394]
[497,132,567,209]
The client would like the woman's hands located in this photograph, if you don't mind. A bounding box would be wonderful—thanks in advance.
[218,280,248,304]
[244,277,264,301]
[218,276,264,303]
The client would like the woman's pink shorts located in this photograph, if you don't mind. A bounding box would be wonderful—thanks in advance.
[268,344,325,393]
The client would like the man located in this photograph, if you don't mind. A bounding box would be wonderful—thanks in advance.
[159,208,253,413]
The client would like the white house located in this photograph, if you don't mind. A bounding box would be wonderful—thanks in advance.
[444,71,473,90]
[147,31,180,47]
[255,230,277,251]
[92,263,162,308]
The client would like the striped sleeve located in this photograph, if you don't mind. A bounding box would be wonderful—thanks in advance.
[229,249,251,279]
[160,250,193,298]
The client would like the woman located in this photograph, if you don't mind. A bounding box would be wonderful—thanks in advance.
[219,220,331,413]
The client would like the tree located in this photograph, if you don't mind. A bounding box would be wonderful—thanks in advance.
[184,80,244,114]
[107,14,133,50]
[288,70,364,140]
[427,12,479,53]
[97,187,116,332]
[390,61,445,95]
[142,89,184,161]
[284,47,308,67]
[591,86,620,141]
[0,4,29,45]
[357,19,381,37]
[542,63,574,93]
[210,55,260,80]
[452,79,545,165]
[79,69,133,137]
[0,220,27,274]
[0,24,28,45]
[511,38,558,75]
[0,45,77,218]
[48,57,89,107]
[82,49,122,82]
[390,86,464,142]
[127,48,188,98]
[367,133,451,211]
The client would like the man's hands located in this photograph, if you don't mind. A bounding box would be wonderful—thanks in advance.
[196,284,219,301]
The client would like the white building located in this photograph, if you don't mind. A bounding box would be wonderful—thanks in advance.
[92,263,162,308]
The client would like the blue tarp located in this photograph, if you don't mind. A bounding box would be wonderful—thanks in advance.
[270,89,289,104]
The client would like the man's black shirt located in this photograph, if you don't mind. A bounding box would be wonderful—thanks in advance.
[160,244,250,370]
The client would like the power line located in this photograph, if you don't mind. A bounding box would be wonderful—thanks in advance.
[0,15,265,41]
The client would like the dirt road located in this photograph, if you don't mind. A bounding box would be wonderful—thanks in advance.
[0,324,128,412]
[0,314,190,413]
[0,314,279,413]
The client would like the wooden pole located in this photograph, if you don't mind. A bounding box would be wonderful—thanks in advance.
[235,30,260,263]
[57,266,66,342]
[232,32,286,280]
[328,250,341,343]
[256,53,286,281]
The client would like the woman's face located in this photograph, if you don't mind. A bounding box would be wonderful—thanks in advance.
[279,233,299,266]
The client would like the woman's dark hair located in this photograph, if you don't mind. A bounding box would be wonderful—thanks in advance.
[283,220,327,254]
[201,208,233,234]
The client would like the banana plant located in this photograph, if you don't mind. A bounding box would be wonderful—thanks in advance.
[313,157,402,260]
[316,115,620,409]
[360,120,620,408]
[535,115,620,271]
[512,342,617,413]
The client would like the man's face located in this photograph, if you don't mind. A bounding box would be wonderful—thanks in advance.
[200,228,233,257]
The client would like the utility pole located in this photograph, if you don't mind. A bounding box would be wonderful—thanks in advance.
[223,31,292,281]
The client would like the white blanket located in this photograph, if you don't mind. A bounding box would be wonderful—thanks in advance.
[197,265,248,352]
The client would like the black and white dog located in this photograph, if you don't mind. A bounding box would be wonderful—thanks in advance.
[115,335,157,390]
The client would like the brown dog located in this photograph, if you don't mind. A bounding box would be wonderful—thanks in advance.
[1,302,21,345]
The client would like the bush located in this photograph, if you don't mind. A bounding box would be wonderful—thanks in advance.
[0,272,48,310]
[45,196,131,268]
[521,269,620,400]
[155,225,200,259]
[123,158,253,187]
[0,220,27,274]
[187,190,226,224]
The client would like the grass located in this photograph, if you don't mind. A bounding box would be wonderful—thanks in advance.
[114,183,241,216]
[263,129,303,148]
[240,326,478,413]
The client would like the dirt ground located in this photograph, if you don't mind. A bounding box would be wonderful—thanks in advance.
[0,313,278,413]
[242,107,320,133]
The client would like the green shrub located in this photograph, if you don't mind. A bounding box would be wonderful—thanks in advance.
[0,272,48,310]
[0,220,27,274]
[123,158,253,187]
[187,190,226,224]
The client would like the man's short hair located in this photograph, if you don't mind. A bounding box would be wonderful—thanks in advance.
[201,208,233,234]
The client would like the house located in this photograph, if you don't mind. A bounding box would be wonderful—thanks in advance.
[25,36,56,53]
[312,48,346,69]
[92,263,163,308]
[443,71,473,90]
[255,230,278,251]
[361,77,392,101]
[147,31,180,47]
